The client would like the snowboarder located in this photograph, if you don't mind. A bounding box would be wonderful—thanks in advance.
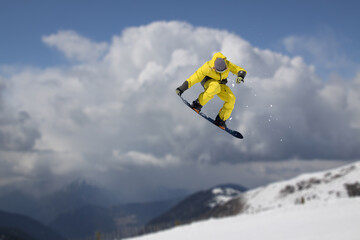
[176,52,247,129]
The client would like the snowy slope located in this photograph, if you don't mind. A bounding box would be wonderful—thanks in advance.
[243,161,360,213]
[129,198,360,240]
[128,162,360,240]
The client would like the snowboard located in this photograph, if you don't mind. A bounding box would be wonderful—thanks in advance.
[179,95,243,139]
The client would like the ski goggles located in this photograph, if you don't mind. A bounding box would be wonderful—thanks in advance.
[215,68,227,73]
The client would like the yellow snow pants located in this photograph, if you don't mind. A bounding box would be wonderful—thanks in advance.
[198,80,236,121]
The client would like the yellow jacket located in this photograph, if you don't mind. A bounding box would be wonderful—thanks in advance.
[186,52,246,88]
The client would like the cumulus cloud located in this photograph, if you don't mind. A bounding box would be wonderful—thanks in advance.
[0,76,42,188]
[0,77,41,152]
[1,21,360,197]
[42,30,108,62]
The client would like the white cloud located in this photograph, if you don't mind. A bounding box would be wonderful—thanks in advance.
[0,77,41,152]
[112,150,180,168]
[1,21,360,197]
[282,30,358,78]
[42,30,108,62]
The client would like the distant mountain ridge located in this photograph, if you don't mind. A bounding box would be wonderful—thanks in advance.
[49,199,180,239]
[0,191,41,221]
[0,179,187,239]
[47,183,248,239]
[0,227,37,240]
[0,179,121,224]
[147,183,247,227]
[0,210,65,240]
[40,179,121,223]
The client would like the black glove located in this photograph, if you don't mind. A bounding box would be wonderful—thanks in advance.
[175,81,189,96]
[236,71,246,84]
[176,88,184,96]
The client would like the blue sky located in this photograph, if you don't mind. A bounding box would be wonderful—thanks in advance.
[1,0,360,199]
[1,0,359,78]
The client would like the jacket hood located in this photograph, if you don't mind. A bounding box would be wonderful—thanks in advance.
[209,52,227,68]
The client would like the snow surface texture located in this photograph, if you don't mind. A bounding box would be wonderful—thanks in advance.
[129,162,360,240]
[130,198,360,240]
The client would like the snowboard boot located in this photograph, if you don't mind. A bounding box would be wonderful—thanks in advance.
[214,114,227,130]
[191,99,203,113]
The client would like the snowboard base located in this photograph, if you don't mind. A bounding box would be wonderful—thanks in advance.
[179,95,243,139]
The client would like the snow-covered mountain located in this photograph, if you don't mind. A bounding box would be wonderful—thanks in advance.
[242,161,360,214]
[208,184,248,208]
[201,161,360,218]
[128,161,360,240]
[147,184,247,227]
